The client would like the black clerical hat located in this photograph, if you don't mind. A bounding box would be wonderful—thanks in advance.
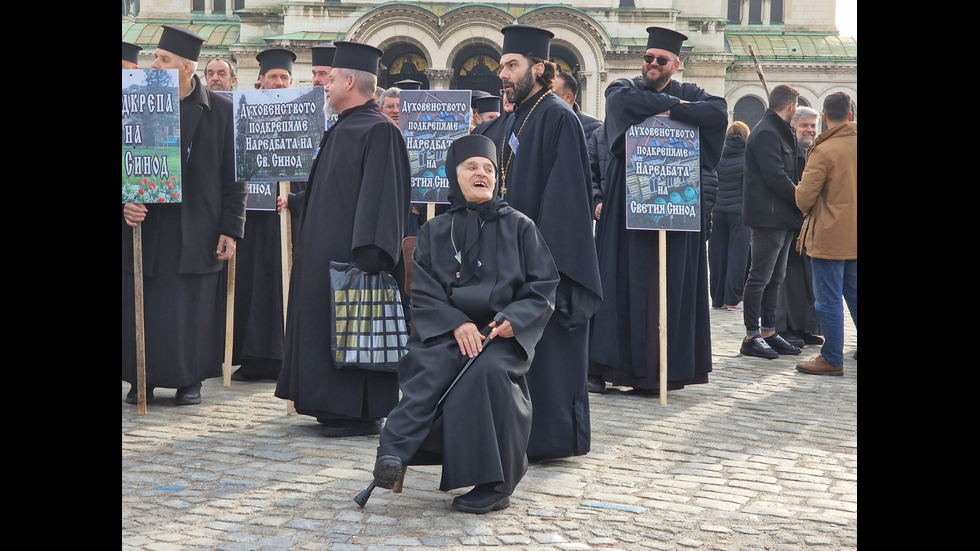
[449,134,498,170]
[157,25,205,62]
[395,79,422,90]
[256,48,296,75]
[501,24,554,60]
[312,43,335,67]
[332,41,383,75]
[645,26,687,56]
[470,89,490,107]
[474,95,501,115]
[122,41,142,64]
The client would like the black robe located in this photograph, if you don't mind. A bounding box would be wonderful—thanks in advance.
[274,100,410,420]
[472,111,510,146]
[493,89,602,460]
[590,76,727,390]
[377,199,558,495]
[230,181,306,377]
[122,76,246,390]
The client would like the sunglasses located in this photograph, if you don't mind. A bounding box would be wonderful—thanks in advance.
[643,54,675,66]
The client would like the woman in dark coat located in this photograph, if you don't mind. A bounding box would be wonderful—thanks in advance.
[372,134,559,514]
[708,121,752,310]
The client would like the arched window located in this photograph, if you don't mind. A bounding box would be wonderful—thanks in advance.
[457,54,500,95]
[381,51,429,90]
[549,46,582,105]
[734,95,765,130]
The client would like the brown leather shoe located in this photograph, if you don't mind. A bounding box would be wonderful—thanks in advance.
[796,355,843,376]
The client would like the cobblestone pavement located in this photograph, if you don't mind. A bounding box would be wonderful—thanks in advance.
[123,306,857,550]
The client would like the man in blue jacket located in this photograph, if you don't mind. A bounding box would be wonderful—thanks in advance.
[739,84,804,359]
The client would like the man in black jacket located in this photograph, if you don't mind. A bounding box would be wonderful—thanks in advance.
[739,84,804,359]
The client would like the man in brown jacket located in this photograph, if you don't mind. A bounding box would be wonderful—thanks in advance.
[794,92,857,375]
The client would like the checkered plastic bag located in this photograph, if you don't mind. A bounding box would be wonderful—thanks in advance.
[329,261,409,373]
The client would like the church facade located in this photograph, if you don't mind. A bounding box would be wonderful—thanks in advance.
[123,0,857,128]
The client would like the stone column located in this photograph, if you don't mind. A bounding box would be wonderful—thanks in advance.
[426,68,453,90]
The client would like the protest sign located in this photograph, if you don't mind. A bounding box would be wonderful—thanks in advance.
[624,115,701,231]
[122,69,181,204]
[399,90,471,204]
[233,86,326,209]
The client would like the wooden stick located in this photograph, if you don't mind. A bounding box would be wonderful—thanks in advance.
[222,254,236,387]
[281,182,296,415]
[134,224,147,415]
[746,43,771,98]
[659,230,667,406]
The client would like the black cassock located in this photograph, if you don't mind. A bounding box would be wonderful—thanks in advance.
[472,111,510,144]
[378,199,558,494]
[492,89,602,460]
[590,76,727,390]
[122,77,246,390]
[230,181,305,377]
[274,100,410,420]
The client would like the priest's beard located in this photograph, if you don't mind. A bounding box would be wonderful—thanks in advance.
[505,66,536,107]
[643,69,674,92]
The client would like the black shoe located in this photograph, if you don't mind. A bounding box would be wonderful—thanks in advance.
[175,384,202,405]
[125,386,154,404]
[231,369,279,382]
[764,333,802,355]
[452,484,510,514]
[801,333,825,345]
[230,369,255,381]
[852,350,858,361]
[780,332,805,347]
[319,419,382,437]
[232,360,281,381]
[740,336,779,359]
[373,455,404,489]
[587,375,606,394]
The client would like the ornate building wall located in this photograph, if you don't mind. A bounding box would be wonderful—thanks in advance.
[123,0,857,126]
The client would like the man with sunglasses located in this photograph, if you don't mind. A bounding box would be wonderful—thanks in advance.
[589,26,727,395]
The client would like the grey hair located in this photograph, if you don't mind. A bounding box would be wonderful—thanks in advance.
[792,105,820,124]
[334,68,377,96]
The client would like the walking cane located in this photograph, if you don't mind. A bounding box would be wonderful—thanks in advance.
[354,312,505,508]
[438,312,505,406]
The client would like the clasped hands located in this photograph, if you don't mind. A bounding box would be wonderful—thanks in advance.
[453,317,512,359]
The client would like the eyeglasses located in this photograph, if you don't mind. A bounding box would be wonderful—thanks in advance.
[643,54,675,66]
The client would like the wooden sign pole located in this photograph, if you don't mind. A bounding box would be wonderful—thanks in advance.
[281,182,297,415]
[659,230,668,405]
[222,255,236,387]
[133,225,147,415]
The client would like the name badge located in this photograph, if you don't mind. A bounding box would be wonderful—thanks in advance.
[508,132,519,155]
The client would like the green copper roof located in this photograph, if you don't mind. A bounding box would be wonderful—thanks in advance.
[263,31,347,42]
[122,21,240,50]
[727,33,856,60]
